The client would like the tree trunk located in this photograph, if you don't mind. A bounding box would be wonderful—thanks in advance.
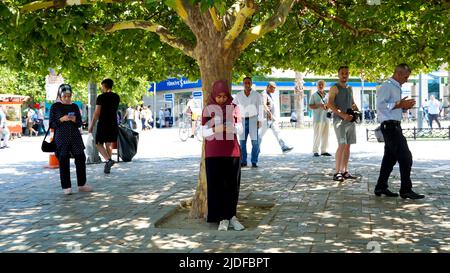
[294,72,305,128]
[189,44,235,219]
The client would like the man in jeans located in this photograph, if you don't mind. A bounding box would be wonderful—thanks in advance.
[375,64,424,199]
[427,95,441,128]
[233,77,263,168]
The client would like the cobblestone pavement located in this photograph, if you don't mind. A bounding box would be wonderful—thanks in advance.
[0,125,449,253]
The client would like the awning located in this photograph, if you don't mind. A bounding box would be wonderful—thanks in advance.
[0,94,30,103]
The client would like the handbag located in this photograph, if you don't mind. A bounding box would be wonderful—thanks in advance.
[41,128,56,152]
[374,125,384,142]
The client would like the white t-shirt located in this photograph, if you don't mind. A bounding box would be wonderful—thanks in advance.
[126,107,134,119]
[428,99,441,115]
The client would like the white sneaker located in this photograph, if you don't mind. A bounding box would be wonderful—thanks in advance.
[230,216,245,231]
[63,188,72,195]
[218,220,229,231]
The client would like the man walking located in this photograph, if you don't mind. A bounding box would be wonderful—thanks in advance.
[427,95,441,128]
[309,80,331,157]
[327,66,359,182]
[374,64,424,199]
[259,82,293,153]
[88,79,120,174]
[233,77,263,168]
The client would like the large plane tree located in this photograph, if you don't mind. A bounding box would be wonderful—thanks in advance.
[0,0,448,218]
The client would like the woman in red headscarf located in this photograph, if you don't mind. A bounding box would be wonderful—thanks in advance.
[201,80,245,231]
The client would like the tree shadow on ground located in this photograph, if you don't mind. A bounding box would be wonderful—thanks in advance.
[0,153,449,253]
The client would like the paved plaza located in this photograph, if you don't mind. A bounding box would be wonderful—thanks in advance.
[0,123,449,253]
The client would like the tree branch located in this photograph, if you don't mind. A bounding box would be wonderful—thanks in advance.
[20,0,126,13]
[171,0,190,25]
[297,0,381,37]
[104,20,195,58]
[209,7,222,32]
[223,0,255,50]
[237,0,295,51]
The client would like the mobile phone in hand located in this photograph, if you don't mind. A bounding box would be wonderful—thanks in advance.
[68,112,75,117]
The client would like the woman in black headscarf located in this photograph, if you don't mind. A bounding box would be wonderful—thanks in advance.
[49,84,92,195]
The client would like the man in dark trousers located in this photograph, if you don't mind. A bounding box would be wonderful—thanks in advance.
[375,64,424,199]
[88,79,120,174]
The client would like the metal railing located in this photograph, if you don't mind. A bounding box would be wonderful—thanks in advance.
[366,126,450,141]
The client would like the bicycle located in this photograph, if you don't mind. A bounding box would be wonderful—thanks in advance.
[179,114,202,142]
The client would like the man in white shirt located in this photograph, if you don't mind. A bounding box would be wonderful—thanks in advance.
[375,63,424,199]
[233,77,263,168]
[259,82,293,153]
[309,80,331,157]
[126,106,135,129]
[427,95,441,128]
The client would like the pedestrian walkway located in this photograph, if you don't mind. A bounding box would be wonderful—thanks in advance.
[0,128,449,253]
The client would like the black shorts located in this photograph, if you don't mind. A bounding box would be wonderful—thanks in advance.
[96,124,118,144]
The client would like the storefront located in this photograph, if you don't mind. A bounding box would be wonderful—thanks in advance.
[143,77,381,126]
[0,95,30,135]
[143,78,204,126]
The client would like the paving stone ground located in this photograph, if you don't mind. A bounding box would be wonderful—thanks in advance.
[0,123,449,253]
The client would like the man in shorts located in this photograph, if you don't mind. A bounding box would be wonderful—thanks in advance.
[88,79,120,174]
[327,66,359,182]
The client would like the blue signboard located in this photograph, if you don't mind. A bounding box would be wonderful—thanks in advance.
[164,93,173,102]
[148,77,378,93]
[148,78,202,92]
[192,91,203,98]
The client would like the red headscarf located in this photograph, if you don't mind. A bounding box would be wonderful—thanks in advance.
[203,80,236,125]
[208,80,233,109]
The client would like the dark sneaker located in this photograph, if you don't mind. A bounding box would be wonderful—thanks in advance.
[321,152,332,156]
[333,172,344,182]
[251,163,258,168]
[282,147,294,153]
[241,163,247,167]
[400,191,425,200]
[313,153,320,157]
[374,189,399,197]
[104,159,115,174]
[342,171,358,179]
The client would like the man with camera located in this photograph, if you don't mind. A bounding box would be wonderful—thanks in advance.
[327,66,359,182]
[374,64,424,199]
[309,80,331,157]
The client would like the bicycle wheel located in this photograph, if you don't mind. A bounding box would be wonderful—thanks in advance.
[179,122,190,142]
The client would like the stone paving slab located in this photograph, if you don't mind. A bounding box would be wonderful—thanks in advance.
[0,128,449,253]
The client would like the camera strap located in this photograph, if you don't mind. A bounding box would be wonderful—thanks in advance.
[316,91,326,104]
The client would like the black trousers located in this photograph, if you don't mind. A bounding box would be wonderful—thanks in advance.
[428,114,441,128]
[375,121,412,193]
[205,157,241,223]
[58,153,87,189]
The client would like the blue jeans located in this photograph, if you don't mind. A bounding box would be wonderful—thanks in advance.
[239,117,259,164]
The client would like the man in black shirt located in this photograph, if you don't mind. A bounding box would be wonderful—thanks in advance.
[88,79,120,174]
